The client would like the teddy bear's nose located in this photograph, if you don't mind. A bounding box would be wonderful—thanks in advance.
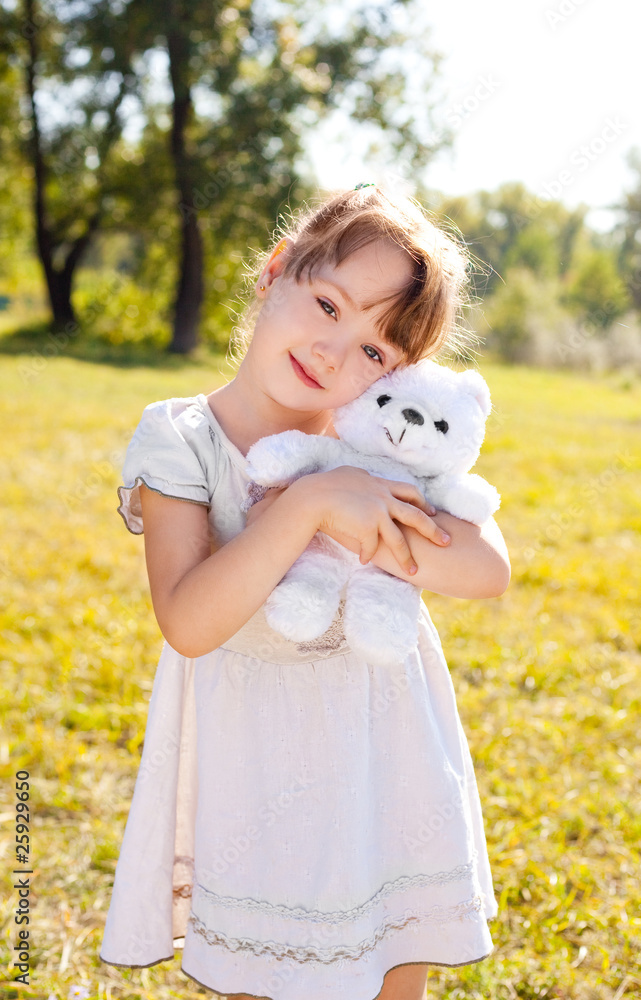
[402,408,424,426]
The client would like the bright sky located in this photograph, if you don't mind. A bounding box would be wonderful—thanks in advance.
[307,0,641,231]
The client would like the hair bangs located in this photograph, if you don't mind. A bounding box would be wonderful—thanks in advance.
[231,186,477,367]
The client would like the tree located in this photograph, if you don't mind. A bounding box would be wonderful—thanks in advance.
[563,247,631,329]
[1,0,140,328]
[2,0,450,347]
[502,225,559,279]
[0,54,31,280]
[111,0,451,352]
[427,183,587,298]
[616,148,641,310]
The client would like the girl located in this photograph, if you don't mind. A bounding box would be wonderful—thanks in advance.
[100,186,510,1000]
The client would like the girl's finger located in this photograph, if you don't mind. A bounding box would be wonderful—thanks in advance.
[378,478,434,514]
[359,530,380,565]
[393,501,451,547]
[378,520,418,575]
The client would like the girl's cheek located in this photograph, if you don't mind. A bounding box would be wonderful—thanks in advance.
[356,359,383,394]
[342,369,377,403]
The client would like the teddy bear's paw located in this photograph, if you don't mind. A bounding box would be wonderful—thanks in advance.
[345,607,418,667]
[265,581,338,641]
[245,430,322,486]
[436,475,500,525]
[345,622,417,667]
[343,585,419,666]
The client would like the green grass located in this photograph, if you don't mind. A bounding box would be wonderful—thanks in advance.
[0,350,639,1000]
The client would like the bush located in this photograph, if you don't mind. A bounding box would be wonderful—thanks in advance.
[479,268,641,372]
[72,269,172,348]
[479,268,572,365]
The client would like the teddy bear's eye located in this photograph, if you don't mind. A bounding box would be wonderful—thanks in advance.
[377,394,392,408]
[434,419,449,434]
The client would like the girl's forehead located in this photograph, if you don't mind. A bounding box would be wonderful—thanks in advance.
[313,241,414,309]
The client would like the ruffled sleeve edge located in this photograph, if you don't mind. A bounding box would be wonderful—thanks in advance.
[117,476,210,535]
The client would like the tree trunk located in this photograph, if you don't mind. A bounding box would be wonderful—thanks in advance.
[167,16,204,354]
[171,198,204,353]
[48,270,77,329]
[24,0,77,328]
[23,0,129,332]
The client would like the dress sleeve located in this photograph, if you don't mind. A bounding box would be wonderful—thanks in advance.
[117,398,211,534]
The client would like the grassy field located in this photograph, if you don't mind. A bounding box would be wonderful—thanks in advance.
[0,346,639,1000]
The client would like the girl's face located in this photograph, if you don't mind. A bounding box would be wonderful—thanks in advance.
[247,239,412,413]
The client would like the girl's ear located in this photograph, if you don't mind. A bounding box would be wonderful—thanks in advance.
[256,238,289,296]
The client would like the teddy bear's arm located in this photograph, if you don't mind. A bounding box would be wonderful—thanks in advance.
[419,472,500,526]
[245,429,348,486]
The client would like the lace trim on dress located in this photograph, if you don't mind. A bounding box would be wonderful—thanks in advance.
[295,600,349,657]
[195,860,475,925]
[173,855,194,898]
[189,896,483,964]
[240,481,269,514]
[117,476,210,535]
[221,602,351,663]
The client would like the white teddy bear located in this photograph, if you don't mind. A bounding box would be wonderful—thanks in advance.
[245,359,500,666]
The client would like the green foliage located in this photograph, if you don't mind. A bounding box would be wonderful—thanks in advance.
[3,0,138,243]
[1,0,639,363]
[73,268,172,348]
[0,61,32,274]
[503,224,560,279]
[427,182,588,298]
[615,148,641,310]
[0,354,639,999]
[564,247,631,329]
[424,182,640,368]
[480,268,569,364]
[0,0,449,345]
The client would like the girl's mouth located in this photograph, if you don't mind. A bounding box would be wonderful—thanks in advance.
[290,353,324,389]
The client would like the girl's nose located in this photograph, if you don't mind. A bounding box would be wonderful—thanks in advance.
[312,338,345,371]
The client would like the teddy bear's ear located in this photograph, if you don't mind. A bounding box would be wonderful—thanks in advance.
[458,369,492,418]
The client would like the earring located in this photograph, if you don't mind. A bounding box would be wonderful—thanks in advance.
[259,284,266,291]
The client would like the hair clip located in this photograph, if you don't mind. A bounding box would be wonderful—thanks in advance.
[354,182,375,190]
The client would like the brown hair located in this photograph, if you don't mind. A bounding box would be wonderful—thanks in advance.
[232,186,474,366]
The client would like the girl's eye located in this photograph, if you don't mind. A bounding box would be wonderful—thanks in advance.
[317,298,337,319]
[362,344,384,364]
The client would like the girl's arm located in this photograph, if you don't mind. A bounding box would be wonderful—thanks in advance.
[358,513,510,599]
[139,467,442,657]
[251,476,511,600]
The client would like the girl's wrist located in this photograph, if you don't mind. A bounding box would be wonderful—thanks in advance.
[286,474,325,533]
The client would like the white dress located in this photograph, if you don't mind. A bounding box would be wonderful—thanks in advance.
[100,394,497,1000]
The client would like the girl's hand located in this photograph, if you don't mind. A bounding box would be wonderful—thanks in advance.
[292,466,449,576]
[244,472,509,599]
